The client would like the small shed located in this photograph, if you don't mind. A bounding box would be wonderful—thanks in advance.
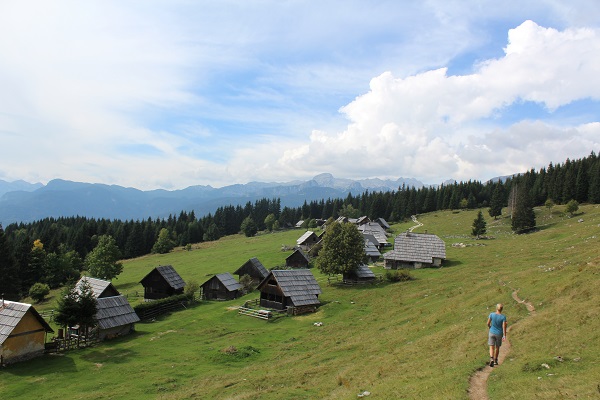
[356,216,371,225]
[95,295,140,340]
[364,238,382,262]
[358,222,389,248]
[201,273,242,301]
[384,232,446,269]
[0,300,53,365]
[343,264,377,283]
[234,257,269,286]
[256,270,322,315]
[374,217,390,230]
[140,265,186,300]
[286,248,310,269]
[296,230,319,251]
[75,276,120,298]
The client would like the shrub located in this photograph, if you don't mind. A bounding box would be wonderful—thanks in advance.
[29,282,50,303]
[385,269,414,283]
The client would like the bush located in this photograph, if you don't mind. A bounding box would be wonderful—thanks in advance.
[29,282,51,303]
[385,269,414,283]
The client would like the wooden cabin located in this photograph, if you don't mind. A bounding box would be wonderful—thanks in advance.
[75,276,120,298]
[95,295,140,340]
[201,273,242,301]
[285,248,310,269]
[234,257,269,286]
[256,269,321,315]
[384,232,446,269]
[364,238,382,262]
[343,264,377,283]
[140,265,186,300]
[0,300,53,365]
[296,231,319,251]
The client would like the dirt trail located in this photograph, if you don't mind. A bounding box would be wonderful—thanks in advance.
[467,289,536,399]
[409,215,423,232]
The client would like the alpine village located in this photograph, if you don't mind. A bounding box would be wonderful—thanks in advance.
[1,153,599,399]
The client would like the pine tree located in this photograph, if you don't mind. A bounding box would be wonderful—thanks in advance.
[488,184,504,219]
[0,224,21,300]
[471,210,487,238]
[511,183,536,233]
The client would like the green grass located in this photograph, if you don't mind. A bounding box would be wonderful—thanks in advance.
[2,206,599,399]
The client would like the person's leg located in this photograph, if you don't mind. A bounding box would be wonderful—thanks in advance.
[494,346,500,364]
[489,345,496,366]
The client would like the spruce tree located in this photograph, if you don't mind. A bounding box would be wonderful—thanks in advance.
[471,210,487,238]
[511,183,536,233]
[0,224,21,300]
[488,184,504,219]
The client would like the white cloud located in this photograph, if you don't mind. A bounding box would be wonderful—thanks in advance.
[252,21,600,184]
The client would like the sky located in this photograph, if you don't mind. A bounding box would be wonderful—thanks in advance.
[1,1,600,190]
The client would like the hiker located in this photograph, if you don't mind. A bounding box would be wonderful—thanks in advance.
[487,303,507,367]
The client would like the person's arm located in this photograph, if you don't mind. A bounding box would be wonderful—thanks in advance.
[502,320,507,340]
[487,316,492,329]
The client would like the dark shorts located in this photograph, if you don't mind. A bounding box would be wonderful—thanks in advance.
[488,332,503,347]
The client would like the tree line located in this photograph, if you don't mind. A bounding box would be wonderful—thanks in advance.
[0,151,598,301]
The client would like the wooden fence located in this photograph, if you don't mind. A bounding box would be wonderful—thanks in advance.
[238,307,272,320]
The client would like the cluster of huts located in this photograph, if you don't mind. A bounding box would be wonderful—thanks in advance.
[1,216,447,365]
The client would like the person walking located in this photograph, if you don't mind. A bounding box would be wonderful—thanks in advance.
[487,303,507,367]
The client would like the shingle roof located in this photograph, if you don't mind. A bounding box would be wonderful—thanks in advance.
[358,223,388,245]
[297,231,316,245]
[234,257,269,279]
[364,239,382,258]
[384,232,446,263]
[374,218,391,229]
[355,264,376,279]
[268,270,322,307]
[286,248,310,262]
[75,277,118,298]
[214,273,243,291]
[0,301,53,344]
[143,265,186,290]
[95,295,140,330]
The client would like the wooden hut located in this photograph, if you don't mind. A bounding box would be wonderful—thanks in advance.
[234,257,269,286]
[95,296,140,340]
[296,231,319,251]
[201,273,242,301]
[364,238,382,262]
[75,276,120,298]
[286,248,310,269]
[343,264,377,283]
[256,270,322,315]
[140,265,186,300]
[0,300,53,365]
[384,232,446,269]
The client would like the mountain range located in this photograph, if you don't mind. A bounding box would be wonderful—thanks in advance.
[0,174,430,225]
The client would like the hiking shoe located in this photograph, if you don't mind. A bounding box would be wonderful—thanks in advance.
[490,360,495,367]
[494,359,499,365]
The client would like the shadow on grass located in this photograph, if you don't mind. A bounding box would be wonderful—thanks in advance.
[3,352,78,376]
[82,346,139,365]
[442,259,463,268]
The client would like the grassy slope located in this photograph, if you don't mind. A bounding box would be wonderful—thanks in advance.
[1,206,599,399]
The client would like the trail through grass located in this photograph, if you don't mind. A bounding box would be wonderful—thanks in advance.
[2,205,599,399]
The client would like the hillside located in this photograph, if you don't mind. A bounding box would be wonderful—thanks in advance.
[1,205,599,399]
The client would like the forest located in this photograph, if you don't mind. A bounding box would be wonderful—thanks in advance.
[0,152,598,300]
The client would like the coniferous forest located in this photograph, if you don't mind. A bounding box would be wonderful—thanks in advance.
[0,152,598,300]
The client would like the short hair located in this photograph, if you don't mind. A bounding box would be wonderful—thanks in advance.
[496,303,503,311]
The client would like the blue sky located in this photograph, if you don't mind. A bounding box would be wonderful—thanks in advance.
[1,1,599,190]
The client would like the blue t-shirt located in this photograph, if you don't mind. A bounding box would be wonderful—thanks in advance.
[489,312,506,335]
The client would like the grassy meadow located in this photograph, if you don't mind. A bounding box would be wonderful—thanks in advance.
[1,205,599,399]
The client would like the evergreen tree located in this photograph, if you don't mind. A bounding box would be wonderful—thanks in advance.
[54,284,80,329]
[0,224,21,300]
[315,221,366,275]
[471,210,487,238]
[511,183,536,233]
[76,279,98,337]
[488,184,504,219]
